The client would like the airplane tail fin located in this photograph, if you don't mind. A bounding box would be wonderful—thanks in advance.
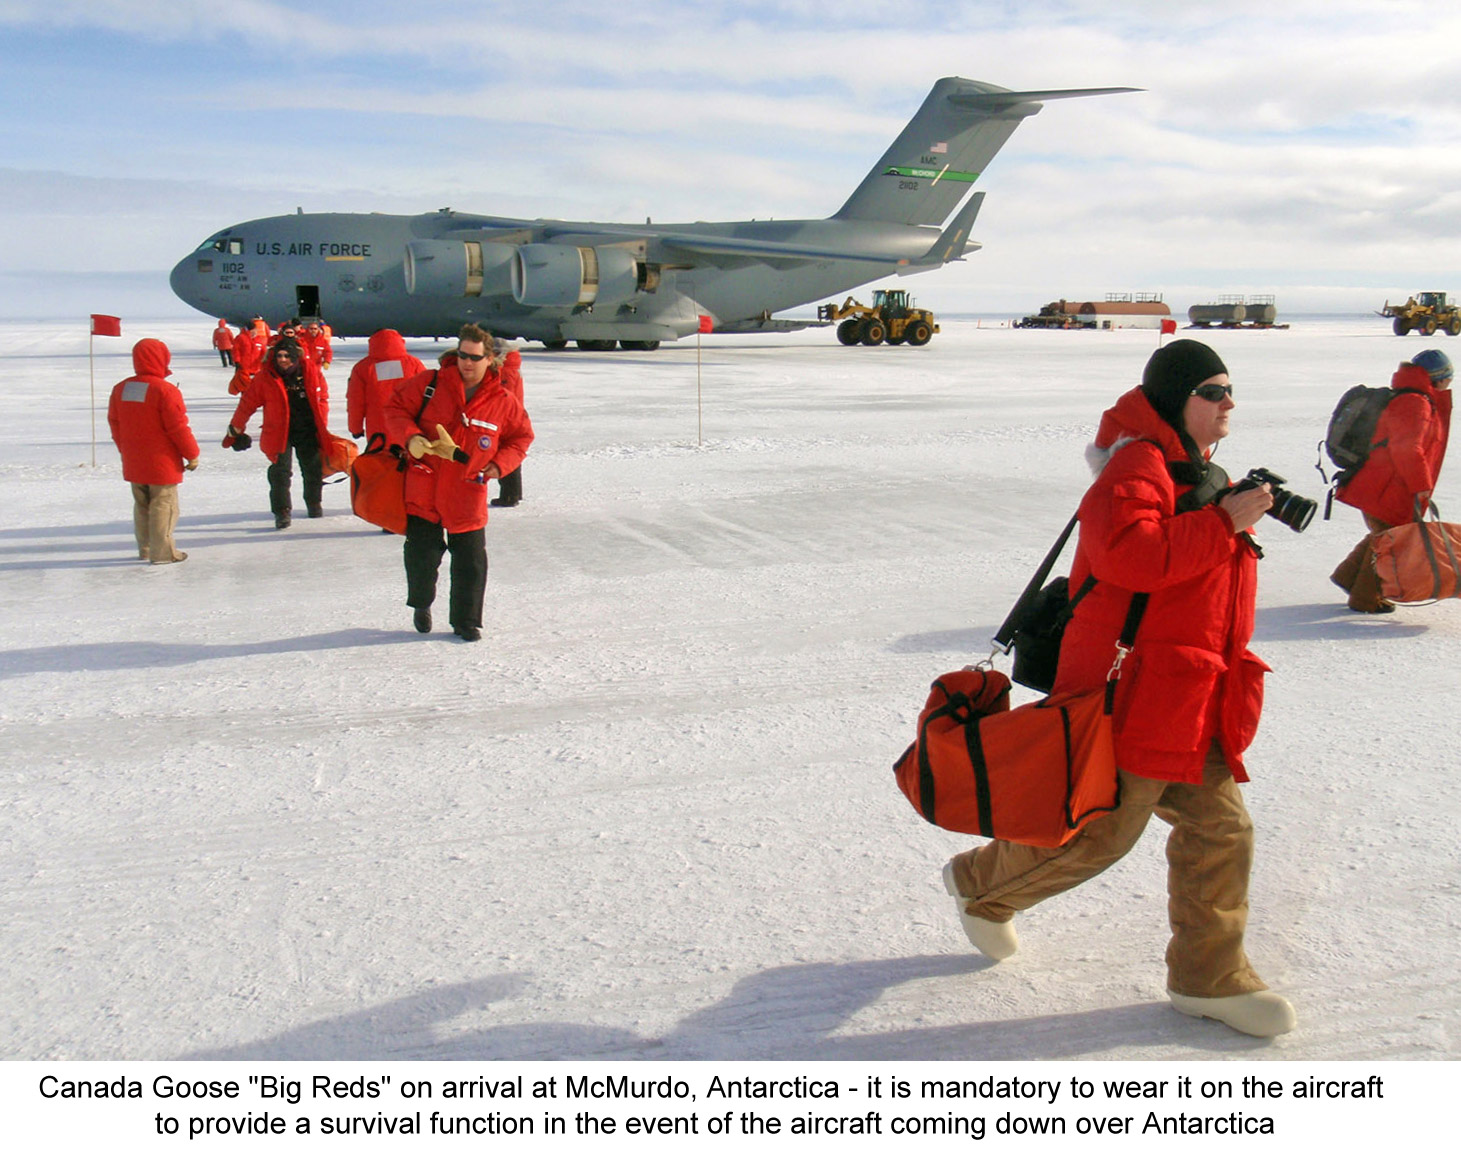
[832,77,1138,228]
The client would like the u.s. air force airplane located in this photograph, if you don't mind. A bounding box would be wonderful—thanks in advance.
[170,77,1135,349]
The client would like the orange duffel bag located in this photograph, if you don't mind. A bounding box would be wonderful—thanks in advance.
[320,431,359,479]
[1372,506,1461,603]
[893,668,1120,847]
[350,433,408,534]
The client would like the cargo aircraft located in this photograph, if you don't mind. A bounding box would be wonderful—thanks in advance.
[170,77,1135,349]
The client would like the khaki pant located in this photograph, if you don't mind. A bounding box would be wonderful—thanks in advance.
[1332,514,1392,611]
[131,483,183,563]
[947,743,1265,998]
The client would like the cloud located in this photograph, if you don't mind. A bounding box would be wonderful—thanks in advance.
[2,2,1460,313]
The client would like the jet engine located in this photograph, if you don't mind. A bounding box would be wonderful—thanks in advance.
[511,244,654,308]
[403,240,515,298]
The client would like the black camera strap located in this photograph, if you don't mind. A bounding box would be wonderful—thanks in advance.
[993,511,1080,652]
[1174,459,1231,513]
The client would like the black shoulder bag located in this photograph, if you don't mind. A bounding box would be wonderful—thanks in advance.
[991,512,1097,693]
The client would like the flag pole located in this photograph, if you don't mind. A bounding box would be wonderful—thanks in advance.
[88,314,121,465]
[89,328,97,467]
[695,314,712,447]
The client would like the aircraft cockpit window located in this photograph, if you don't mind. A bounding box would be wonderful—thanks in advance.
[197,237,244,254]
[227,239,244,255]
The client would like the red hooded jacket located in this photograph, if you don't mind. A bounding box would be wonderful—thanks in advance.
[1052,387,1267,785]
[228,329,263,396]
[212,320,234,351]
[107,339,201,485]
[1336,362,1453,525]
[384,351,534,533]
[346,330,426,442]
[302,326,332,367]
[225,358,331,462]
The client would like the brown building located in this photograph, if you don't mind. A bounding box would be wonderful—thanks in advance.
[1018,293,1171,330]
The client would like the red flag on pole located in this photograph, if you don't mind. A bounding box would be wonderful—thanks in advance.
[698,315,713,334]
[91,314,122,337]
[1160,318,1177,335]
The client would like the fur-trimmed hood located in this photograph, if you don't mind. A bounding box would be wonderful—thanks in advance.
[1086,386,1201,477]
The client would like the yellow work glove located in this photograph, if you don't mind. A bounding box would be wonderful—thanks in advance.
[424,423,460,460]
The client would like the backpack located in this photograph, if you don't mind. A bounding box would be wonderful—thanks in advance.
[1321,385,1428,486]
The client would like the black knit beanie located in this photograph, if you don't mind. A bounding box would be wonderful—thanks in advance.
[1141,339,1227,428]
[1141,338,1228,471]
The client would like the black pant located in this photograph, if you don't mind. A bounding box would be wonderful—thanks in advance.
[404,515,488,630]
[496,466,522,505]
[267,439,323,515]
[218,349,234,367]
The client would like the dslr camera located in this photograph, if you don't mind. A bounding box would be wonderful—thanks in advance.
[1231,467,1317,533]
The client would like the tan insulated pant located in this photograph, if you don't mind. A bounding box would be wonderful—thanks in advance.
[131,482,182,563]
[947,743,1265,998]
[1331,514,1392,611]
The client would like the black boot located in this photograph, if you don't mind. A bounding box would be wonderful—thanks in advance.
[413,607,433,633]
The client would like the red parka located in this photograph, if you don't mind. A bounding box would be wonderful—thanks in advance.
[346,329,425,442]
[1052,387,1267,785]
[212,320,234,351]
[228,329,262,395]
[302,326,332,368]
[225,359,331,462]
[1336,362,1453,525]
[231,328,261,373]
[385,351,534,533]
[107,339,201,485]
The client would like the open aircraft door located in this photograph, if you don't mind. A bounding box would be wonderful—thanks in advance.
[295,284,321,320]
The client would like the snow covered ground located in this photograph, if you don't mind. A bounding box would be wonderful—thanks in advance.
[2,315,1457,1064]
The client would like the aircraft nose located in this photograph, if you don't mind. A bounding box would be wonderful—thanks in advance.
[169,251,209,313]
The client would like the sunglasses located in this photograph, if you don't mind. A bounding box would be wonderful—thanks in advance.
[1189,383,1233,402]
[455,348,489,362]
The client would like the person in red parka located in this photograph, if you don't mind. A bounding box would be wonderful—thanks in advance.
[267,320,313,364]
[303,320,332,369]
[211,319,235,367]
[1331,349,1454,612]
[222,336,331,529]
[346,329,425,446]
[943,339,1297,1038]
[107,338,201,564]
[228,325,262,396]
[384,324,533,641]
[490,349,526,507]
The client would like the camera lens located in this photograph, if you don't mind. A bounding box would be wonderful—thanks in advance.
[1267,487,1316,533]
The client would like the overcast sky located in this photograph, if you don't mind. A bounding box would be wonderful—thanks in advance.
[2,0,1459,317]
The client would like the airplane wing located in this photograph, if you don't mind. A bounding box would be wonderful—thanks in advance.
[531,222,903,266]
[655,233,898,264]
